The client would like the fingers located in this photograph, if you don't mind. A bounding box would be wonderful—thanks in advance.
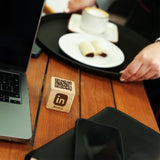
[120,60,160,82]
[119,41,160,82]
[64,6,80,13]
[64,0,96,13]
[64,7,70,13]
[121,64,151,82]
[120,57,142,82]
[120,44,160,82]
[134,69,157,81]
[64,0,81,13]
[64,5,81,13]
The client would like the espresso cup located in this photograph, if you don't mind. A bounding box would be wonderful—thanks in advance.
[80,7,109,34]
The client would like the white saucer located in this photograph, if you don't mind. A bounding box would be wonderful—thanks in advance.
[59,33,124,68]
[68,13,119,43]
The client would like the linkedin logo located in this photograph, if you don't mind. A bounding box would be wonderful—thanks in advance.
[53,93,68,106]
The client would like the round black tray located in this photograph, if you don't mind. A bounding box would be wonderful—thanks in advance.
[37,13,150,79]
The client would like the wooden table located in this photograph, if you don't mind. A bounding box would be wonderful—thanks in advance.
[0,52,159,160]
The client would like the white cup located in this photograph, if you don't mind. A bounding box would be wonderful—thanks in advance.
[80,7,109,34]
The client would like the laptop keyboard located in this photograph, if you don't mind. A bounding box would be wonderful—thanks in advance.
[0,71,21,104]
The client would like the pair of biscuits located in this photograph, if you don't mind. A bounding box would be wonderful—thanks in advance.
[79,40,108,57]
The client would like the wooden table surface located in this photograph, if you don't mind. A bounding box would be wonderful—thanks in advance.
[0,52,159,160]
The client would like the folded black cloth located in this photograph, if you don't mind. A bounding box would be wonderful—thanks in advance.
[25,107,160,160]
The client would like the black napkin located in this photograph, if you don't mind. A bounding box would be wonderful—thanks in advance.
[25,107,160,160]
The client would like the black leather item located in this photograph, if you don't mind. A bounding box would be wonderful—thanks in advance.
[25,107,160,160]
[74,119,124,160]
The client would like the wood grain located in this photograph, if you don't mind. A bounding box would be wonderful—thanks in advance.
[112,80,159,132]
[27,53,48,129]
[33,57,79,149]
[80,72,115,119]
[0,54,159,160]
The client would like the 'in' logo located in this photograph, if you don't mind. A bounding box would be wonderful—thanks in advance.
[54,93,68,106]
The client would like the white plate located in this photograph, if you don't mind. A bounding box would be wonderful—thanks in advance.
[59,33,125,68]
[68,13,119,43]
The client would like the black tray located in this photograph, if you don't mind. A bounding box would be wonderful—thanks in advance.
[37,13,150,79]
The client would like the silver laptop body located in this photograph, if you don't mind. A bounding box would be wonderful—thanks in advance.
[0,0,45,142]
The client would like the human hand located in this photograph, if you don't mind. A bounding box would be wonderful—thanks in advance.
[120,42,160,82]
[64,0,96,13]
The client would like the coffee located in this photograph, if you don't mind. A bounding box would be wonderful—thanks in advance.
[85,7,109,18]
[80,7,109,34]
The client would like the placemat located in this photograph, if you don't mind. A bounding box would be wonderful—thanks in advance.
[25,107,160,160]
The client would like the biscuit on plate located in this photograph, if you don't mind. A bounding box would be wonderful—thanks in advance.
[79,41,95,57]
[91,40,108,57]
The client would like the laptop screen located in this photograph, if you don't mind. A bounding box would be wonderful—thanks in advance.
[0,0,44,72]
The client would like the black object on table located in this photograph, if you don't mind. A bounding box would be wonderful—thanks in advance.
[25,107,160,160]
[32,42,42,58]
[37,13,150,79]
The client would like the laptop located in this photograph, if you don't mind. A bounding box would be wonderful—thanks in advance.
[0,0,45,142]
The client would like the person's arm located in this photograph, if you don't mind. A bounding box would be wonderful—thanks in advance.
[64,0,117,13]
[120,39,160,82]
[64,0,96,13]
